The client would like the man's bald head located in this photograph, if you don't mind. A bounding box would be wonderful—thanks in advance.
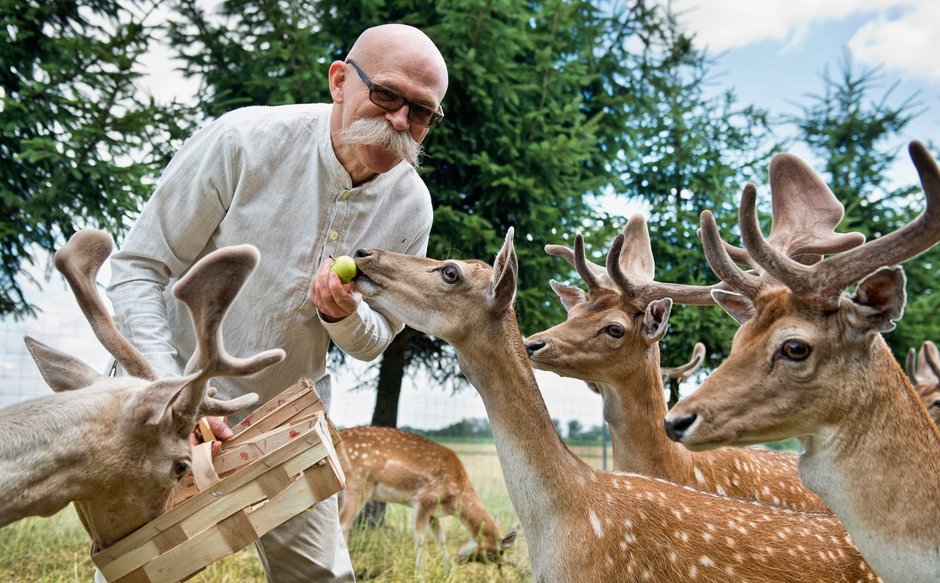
[346,24,448,100]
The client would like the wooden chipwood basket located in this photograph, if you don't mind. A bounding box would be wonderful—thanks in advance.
[92,379,345,582]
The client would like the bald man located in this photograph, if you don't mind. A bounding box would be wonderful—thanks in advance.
[106,24,448,582]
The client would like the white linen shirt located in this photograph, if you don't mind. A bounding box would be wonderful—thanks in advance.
[107,103,433,405]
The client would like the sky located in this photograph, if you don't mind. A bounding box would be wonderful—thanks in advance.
[1,0,938,433]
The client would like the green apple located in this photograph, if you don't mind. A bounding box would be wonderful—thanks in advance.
[330,255,358,284]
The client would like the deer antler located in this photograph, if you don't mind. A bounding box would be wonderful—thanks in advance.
[606,215,717,306]
[716,154,866,267]
[545,238,609,291]
[912,340,940,386]
[662,342,706,383]
[173,245,286,419]
[735,142,940,308]
[54,230,156,380]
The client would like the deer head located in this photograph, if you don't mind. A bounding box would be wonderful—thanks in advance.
[353,228,518,346]
[4,229,284,549]
[665,142,940,449]
[524,216,716,385]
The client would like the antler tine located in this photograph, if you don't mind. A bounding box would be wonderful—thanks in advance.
[54,229,156,380]
[606,233,641,301]
[765,153,866,263]
[573,234,604,294]
[700,209,762,298]
[807,142,940,298]
[545,242,608,284]
[738,183,822,299]
[172,245,286,417]
[907,348,921,385]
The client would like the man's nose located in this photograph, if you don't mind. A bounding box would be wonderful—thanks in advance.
[385,106,410,131]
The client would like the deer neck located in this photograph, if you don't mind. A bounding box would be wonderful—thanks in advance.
[454,311,591,544]
[597,343,692,477]
[798,335,940,581]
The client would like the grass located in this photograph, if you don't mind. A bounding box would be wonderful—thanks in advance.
[0,441,596,582]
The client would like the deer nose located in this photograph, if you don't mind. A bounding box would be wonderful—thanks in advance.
[354,249,372,258]
[663,414,697,442]
[525,341,545,356]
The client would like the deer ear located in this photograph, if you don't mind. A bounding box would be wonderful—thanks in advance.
[487,228,518,313]
[24,336,104,392]
[549,279,586,312]
[845,266,906,337]
[643,298,672,343]
[712,289,756,324]
[129,376,198,429]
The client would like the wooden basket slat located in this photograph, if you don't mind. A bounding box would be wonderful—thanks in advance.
[95,419,331,578]
[123,462,343,583]
[226,380,319,447]
[229,380,312,437]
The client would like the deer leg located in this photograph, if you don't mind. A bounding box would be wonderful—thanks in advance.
[429,514,449,567]
[412,500,436,572]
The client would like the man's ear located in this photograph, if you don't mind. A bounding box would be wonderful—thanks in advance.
[712,289,756,325]
[643,298,673,343]
[328,60,347,104]
[549,279,586,312]
[845,266,906,338]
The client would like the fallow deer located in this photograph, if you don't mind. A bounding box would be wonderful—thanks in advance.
[353,228,879,582]
[336,425,516,568]
[906,340,940,425]
[0,229,284,551]
[665,142,940,583]
[524,216,828,511]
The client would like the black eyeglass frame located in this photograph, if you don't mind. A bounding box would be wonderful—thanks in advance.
[345,60,444,128]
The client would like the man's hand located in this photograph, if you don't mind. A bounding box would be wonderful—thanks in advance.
[311,257,361,322]
[190,416,233,456]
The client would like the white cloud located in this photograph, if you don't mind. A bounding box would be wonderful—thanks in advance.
[848,3,940,82]
[672,0,940,83]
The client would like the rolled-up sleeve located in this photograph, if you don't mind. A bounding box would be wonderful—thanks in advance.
[106,119,235,377]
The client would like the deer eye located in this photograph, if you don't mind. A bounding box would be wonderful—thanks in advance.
[172,459,192,479]
[781,339,811,361]
[604,324,625,338]
[439,264,460,284]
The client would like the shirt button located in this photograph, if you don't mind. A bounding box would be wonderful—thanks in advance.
[340,190,351,200]
[329,231,339,241]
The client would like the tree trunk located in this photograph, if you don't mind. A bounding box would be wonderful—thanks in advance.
[370,327,413,427]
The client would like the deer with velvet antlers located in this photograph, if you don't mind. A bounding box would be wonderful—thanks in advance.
[352,229,880,582]
[665,142,940,583]
[524,216,827,511]
[0,229,284,551]
[337,425,516,569]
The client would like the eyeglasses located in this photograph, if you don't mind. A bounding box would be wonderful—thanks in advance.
[346,60,444,128]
